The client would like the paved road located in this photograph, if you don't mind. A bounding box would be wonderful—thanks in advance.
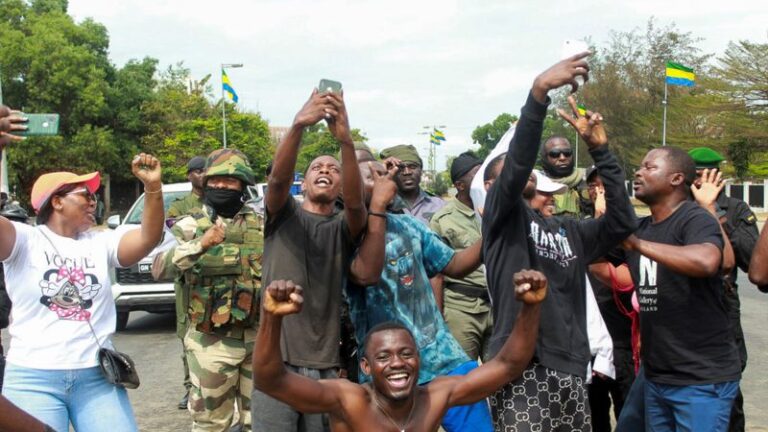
[2,273,767,431]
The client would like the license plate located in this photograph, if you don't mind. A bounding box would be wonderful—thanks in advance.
[138,263,152,273]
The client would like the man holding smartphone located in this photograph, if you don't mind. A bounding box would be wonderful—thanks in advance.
[252,86,367,432]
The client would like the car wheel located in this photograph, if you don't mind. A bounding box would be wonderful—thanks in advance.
[116,311,130,331]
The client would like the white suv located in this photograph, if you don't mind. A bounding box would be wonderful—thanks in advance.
[108,182,192,331]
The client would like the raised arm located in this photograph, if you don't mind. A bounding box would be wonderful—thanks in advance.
[484,53,590,232]
[558,96,636,262]
[117,154,165,267]
[0,105,27,261]
[691,168,735,274]
[252,280,346,414]
[326,92,366,238]
[266,90,334,216]
[441,270,546,406]
[349,162,398,286]
[749,223,768,287]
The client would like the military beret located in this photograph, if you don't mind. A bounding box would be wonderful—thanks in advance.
[688,147,725,169]
[450,152,482,183]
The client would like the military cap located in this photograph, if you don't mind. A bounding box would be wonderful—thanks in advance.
[204,149,256,186]
[379,144,422,166]
[688,147,725,169]
[187,156,206,173]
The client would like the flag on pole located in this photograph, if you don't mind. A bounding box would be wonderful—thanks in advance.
[433,128,446,141]
[665,62,695,87]
[222,69,239,103]
[430,136,441,145]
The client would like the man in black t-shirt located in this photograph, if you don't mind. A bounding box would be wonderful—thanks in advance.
[620,147,740,431]
[253,88,367,432]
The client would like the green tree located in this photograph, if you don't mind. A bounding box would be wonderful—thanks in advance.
[471,113,518,158]
[295,124,367,174]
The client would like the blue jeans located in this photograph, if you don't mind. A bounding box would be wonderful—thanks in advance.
[1,363,137,432]
[615,366,646,432]
[442,361,493,432]
[645,378,739,432]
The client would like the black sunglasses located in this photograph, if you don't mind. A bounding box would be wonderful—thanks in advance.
[548,150,573,159]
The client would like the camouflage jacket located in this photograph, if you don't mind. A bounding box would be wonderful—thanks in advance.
[153,205,263,335]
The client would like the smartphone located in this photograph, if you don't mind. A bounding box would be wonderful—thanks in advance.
[12,113,60,136]
[318,79,342,94]
[561,39,589,86]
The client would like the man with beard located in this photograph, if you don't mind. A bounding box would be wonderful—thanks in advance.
[540,136,587,217]
[482,52,637,431]
[619,147,741,431]
[252,270,545,432]
[152,149,263,432]
[251,89,366,431]
[380,144,445,224]
[165,155,207,410]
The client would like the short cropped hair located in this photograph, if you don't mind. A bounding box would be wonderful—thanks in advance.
[362,321,416,359]
[658,147,697,187]
[483,153,507,182]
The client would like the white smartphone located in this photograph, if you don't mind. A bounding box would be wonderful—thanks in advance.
[561,39,589,86]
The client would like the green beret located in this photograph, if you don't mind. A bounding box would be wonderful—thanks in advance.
[379,144,422,166]
[688,147,725,169]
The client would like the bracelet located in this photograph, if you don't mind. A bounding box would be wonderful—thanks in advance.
[368,211,387,219]
[144,186,162,194]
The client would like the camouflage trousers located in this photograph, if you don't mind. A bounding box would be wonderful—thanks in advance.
[185,326,256,432]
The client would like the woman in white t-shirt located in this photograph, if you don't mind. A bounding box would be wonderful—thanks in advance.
[0,154,165,432]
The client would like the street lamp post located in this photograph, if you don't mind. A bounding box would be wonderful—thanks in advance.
[221,63,243,148]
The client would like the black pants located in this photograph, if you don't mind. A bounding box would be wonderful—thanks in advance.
[588,347,635,432]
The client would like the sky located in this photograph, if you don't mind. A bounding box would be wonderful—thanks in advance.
[67,0,768,171]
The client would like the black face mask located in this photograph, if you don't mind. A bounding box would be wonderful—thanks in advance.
[541,157,574,178]
[204,187,245,218]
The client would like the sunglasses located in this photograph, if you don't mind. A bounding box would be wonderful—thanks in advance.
[548,150,573,159]
[64,188,97,202]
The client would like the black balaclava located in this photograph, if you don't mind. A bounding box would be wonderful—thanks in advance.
[204,188,245,218]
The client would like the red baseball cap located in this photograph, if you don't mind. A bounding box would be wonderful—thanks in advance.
[31,171,101,213]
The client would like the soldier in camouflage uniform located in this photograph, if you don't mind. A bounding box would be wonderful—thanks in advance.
[153,149,263,432]
[166,155,207,410]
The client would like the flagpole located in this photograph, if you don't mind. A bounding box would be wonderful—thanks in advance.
[662,81,668,146]
[221,63,243,149]
[221,65,227,149]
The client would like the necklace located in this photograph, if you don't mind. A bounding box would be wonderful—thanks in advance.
[371,390,417,432]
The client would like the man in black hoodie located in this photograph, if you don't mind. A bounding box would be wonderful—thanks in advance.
[482,54,636,431]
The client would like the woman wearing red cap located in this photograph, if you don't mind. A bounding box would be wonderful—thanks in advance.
[0,153,164,432]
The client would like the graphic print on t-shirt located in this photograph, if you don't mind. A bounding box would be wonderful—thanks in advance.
[38,251,101,321]
[528,221,576,268]
[637,255,658,312]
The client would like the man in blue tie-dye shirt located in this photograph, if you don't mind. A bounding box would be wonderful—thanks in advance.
[346,160,492,432]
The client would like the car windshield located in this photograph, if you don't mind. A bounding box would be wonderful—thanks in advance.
[124,191,190,224]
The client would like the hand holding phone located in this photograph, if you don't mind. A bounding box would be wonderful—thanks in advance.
[561,40,590,86]
[10,113,59,137]
[318,79,342,95]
